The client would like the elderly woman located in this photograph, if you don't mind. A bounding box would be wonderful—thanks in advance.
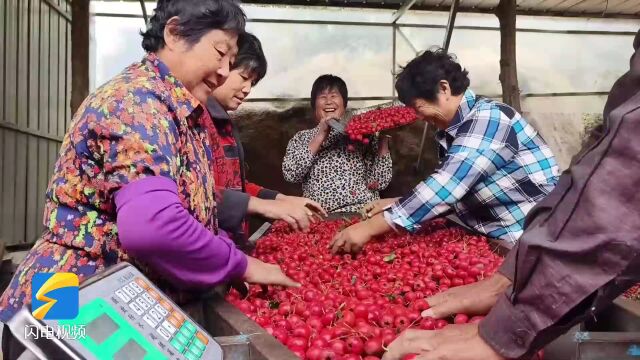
[282,75,393,213]
[331,49,558,255]
[0,1,297,353]
[205,33,326,243]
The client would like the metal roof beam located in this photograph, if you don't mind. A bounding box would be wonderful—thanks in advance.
[443,0,461,51]
[139,0,149,25]
[391,0,419,23]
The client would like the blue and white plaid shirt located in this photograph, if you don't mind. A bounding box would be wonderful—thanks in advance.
[385,89,559,243]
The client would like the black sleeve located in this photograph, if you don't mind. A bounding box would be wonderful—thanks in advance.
[217,189,250,233]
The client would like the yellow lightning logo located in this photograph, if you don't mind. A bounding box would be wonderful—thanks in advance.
[32,273,79,320]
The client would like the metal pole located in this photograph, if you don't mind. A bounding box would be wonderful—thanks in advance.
[71,0,90,115]
[397,27,420,55]
[442,0,461,52]
[392,25,397,97]
[414,0,460,173]
[391,0,419,24]
[139,0,149,26]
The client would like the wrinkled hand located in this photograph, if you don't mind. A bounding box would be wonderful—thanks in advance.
[243,256,300,288]
[251,198,316,232]
[382,324,505,360]
[362,197,400,218]
[378,134,391,156]
[422,273,511,319]
[277,195,328,219]
[318,117,331,136]
[329,221,373,254]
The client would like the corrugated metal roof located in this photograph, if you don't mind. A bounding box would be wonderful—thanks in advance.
[238,0,640,17]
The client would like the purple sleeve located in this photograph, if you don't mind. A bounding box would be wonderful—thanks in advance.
[114,176,248,289]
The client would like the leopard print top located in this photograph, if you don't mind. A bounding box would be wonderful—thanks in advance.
[283,126,392,213]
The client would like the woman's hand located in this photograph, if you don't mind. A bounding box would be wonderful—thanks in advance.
[329,221,374,254]
[362,197,400,218]
[422,273,511,319]
[382,324,505,360]
[243,256,300,287]
[309,120,331,154]
[248,197,316,232]
[276,194,328,219]
[318,117,331,136]
[378,134,391,156]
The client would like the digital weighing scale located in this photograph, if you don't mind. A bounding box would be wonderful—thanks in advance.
[7,263,224,360]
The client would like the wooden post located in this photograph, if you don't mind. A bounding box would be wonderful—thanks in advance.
[71,0,90,115]
[495,0,521,112]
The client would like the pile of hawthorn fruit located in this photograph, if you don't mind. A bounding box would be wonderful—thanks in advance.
[345,105,417,144]
[226,218,503,360]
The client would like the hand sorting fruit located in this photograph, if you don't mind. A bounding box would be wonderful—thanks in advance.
[227,218,503,359]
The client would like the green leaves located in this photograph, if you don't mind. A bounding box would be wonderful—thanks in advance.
[383,252,397,263]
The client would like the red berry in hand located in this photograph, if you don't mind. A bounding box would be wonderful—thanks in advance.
[435,319,449,329]
[420,317,436,330]
[454,313,469,324]
[394,315,409,329]
[412,299,430,312]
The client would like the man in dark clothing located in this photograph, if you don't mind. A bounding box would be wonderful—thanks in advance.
[382,28,640,360]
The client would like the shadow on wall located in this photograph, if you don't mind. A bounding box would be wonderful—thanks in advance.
[232,103,441,200]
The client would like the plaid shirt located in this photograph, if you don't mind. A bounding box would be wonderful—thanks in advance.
[385,89,559,243]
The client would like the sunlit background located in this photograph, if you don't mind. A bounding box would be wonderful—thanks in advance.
[91,1,638,114]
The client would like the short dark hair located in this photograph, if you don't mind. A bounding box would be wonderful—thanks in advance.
[310,75,348,109]
[395,47,470,105]
[141,0,246,53]
[233,32,267,85]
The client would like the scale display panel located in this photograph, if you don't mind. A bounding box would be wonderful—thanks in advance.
[9,263,223,360]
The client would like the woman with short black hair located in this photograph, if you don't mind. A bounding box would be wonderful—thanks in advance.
[206,33,327,245]
[331,48,559,254]
[310,74,349,110]
[282,75,393,213]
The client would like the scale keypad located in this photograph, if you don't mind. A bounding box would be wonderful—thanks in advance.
[112,277,209,359]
